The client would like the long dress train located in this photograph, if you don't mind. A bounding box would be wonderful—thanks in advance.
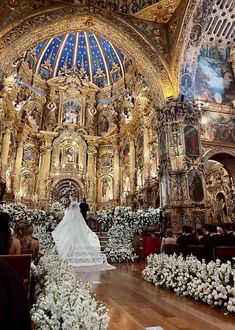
[52,199,114,270]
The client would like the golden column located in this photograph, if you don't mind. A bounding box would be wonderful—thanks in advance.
[87,143,97,200]
[38,133,54,198]
[1,126,11,175]
[38,145,45,196]
[129,137,136,192]
[13,133,25,191]
[143,125,150,184]
[113,140,120,200]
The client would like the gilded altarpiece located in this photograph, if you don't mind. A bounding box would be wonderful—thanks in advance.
[157,101,207,231]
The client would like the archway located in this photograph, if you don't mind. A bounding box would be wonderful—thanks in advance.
[203,148,235,181]
[0,5,174,104]
[203,149,235,223]
[51,178,83,205]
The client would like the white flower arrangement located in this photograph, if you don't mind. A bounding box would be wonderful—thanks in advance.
[143,253,235,314]
[31,255,109,329]
[99,206,160,263]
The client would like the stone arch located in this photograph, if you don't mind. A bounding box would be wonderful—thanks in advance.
[203,148,235,181]
[51,177,84,205]
[0,5,173,105]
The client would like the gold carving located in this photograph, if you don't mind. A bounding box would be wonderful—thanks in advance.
[135,0,181,23]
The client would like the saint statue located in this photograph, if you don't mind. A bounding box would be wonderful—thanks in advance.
[102,177,111,200]
[65,147,73,162]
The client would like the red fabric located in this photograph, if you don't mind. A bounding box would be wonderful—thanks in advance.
[142,237,161,258]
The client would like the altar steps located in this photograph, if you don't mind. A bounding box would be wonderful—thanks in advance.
[96,232,108,251]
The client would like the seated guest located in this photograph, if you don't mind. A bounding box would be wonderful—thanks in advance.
[217,226,224,236]
[0,260,31,329]
[160,228,176,252]
[204,224,225,262]
[195,228,204,244]
[176,225,198,258]
[224,223,234,240]
[200,224,210,244]
[0,212,21,255]
[14,220,39,260]
[227,223,235,246]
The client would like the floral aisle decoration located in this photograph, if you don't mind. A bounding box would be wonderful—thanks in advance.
[97,206,160,263]
[0,202,60,253]
[103,207,137,263]
[31,255,109,329]
[143,253,235,314]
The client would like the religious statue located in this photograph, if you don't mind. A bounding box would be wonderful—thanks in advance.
[63,110,73,124]
[101,177,111,200]
[123,174,130,193]
[5,168,12,193]
[45,101,57,130]
[22,175,31,196]
[137,166,143,188]
[65,147,74,162]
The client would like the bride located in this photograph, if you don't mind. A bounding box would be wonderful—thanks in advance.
[52,197,108,267]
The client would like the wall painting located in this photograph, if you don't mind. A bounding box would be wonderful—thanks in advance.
[184,125,200,156]
[195,45,235,104]
[188,170,204,202]
[201,111,235,144]
[192,212,205,230]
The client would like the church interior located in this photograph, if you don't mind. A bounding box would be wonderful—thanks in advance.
[0,0,235,329]
[0,0,235,229]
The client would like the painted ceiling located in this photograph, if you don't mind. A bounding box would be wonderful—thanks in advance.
[27,31,129,88]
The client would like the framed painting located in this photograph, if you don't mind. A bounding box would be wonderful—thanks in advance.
[188,170,204,202]
[192,212,205,230]
[184,125,200,156]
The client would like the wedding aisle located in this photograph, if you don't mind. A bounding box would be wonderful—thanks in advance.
[77,262,235,330]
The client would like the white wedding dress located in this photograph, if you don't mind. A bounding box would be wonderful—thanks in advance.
[52,199,112,269]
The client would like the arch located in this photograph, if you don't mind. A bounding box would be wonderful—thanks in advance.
[203,148,235,181]
[51,177,84,204]
[0,5,173,105]
[175,0,215,99]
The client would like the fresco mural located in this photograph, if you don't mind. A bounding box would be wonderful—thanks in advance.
[201,111,235,144]
[184,125,200,156]
[188,170,204,202]
[195,45,235,104]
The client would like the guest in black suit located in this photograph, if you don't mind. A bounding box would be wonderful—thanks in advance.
[204,224,225,262]
[176,225,198,258]
[227,223,235,246]
[224,223,234,240]
[79,198,89,221]
[200,224,210,245]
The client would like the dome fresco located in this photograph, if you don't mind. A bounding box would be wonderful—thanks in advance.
[26,32,131,88]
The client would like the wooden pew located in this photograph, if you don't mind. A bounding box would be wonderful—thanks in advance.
[0,254,32,297]
[214,246,235,263]
[21,249,33,255]
[188,245,205,260]
[163,244,180,255]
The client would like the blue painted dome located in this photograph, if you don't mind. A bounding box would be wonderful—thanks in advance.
[26,32,132,88]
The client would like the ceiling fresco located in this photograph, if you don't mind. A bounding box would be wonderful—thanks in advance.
[25,31,129,87]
